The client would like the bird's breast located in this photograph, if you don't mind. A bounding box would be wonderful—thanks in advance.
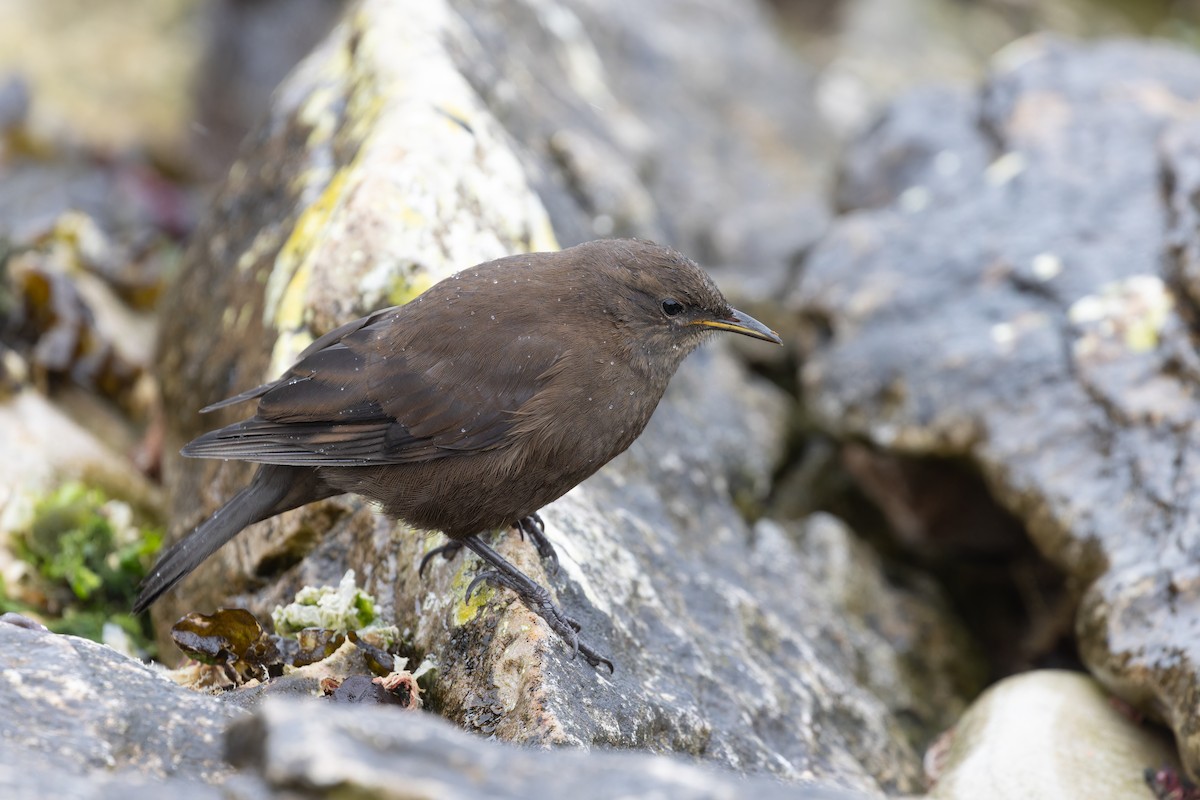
[516,354,666,470]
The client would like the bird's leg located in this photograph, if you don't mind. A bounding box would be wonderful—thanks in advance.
[513,512,558,573]
[461,534,613,673]
[419,512,558,577]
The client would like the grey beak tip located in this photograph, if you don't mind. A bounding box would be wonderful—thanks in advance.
[729,307,784,345]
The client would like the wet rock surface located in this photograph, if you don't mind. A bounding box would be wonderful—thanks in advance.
[0,617,868,800]
[791,36,1200,776]
[0,621,241,794]
[227,697,868,800]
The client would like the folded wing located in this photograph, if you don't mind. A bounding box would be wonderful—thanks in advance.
[182,306,564,466]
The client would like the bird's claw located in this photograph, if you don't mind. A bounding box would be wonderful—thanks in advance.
[419,540,466,576]
[582,649,615,673]
[513,513,559,574]
[466,569,518,601]
[530,595,611,672]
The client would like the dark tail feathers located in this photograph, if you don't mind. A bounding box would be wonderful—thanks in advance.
[133,465,332,613]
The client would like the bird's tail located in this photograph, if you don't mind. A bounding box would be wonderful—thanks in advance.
[133,464,333,613]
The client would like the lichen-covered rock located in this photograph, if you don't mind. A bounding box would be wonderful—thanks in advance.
[791,36,1200,776]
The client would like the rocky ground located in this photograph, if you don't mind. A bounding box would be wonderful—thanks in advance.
[3,1,1200,799]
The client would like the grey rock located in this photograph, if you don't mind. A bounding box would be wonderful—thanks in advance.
[833,85,990,214]
[0,621,243,795]
[0,616,868,800]
[0,753,228,800]
[791,36,1200,774]
[226,696,869,800]
[811,0,1135,139]
[0,747,226,800]
[448,0,832,300]
[192,0,347,178]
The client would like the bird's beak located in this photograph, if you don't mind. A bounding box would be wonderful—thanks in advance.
[692,308,783,345]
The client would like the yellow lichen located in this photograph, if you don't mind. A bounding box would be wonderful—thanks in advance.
[264,168,353,373]
[450,561,493,627]
[387,272,434,308]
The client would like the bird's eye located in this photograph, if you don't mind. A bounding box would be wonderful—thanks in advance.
[661,298,684,317]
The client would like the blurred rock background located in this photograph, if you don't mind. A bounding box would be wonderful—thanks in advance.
[4,1,1200,799]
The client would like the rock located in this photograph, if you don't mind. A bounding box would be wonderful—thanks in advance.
[449,0,832,304]
[0,620,243,796]
[151,0,973,793]
[227,696,869,800]
[832,85,990,214]
[790,36,1200,775]
[0,616,869,799]
[191,0,347,178]
[0,749,226,800]
[927,670,1179,799]
[809,0,1135,139]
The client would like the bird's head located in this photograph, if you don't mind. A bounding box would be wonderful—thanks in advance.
[567,239,781,377]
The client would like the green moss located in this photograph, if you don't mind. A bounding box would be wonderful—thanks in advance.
[4,481,162,654]
[50,607,147,645]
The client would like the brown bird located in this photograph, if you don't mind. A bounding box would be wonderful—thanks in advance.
[134,238,781,670]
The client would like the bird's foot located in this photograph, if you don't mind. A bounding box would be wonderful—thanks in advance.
[463,535,613,673]
[465,569,582,633]
[419,512,559,576]
[513,512,558,573]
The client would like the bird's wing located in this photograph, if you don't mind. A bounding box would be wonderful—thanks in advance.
[198,311,386,412]
[181,307,565,466]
